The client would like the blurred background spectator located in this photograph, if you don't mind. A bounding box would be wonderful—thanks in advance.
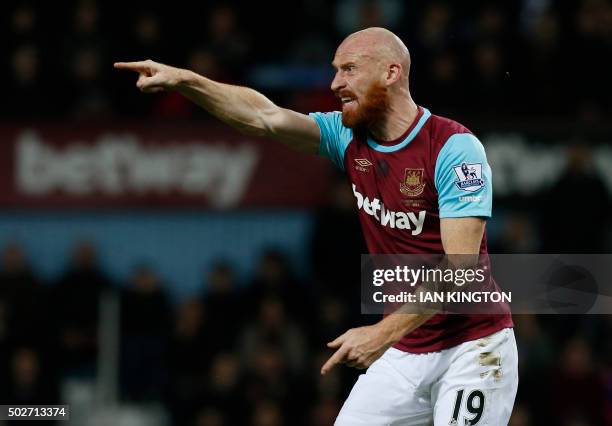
[1,0,610,121]
[52,241,111,378]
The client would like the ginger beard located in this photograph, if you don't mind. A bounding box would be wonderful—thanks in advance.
[340,81,390,134]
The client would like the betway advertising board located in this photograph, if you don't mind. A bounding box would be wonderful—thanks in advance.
[0,123,331,209]
[1,123,610,209]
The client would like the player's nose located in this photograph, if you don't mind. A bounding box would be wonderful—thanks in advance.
[330,72,345,93]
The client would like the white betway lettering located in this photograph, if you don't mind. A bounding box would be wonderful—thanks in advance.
[16,130,258,208]
[352,184,426,235]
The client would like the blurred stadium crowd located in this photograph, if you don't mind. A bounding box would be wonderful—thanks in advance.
[1,177,611,426]
[3,0,612,122]
[2,0,612,426]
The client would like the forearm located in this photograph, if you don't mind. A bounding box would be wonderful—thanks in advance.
[175,70,278,136]
[116,60,320,152]
[377,219,485,345]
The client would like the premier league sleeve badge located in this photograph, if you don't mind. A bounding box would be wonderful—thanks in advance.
[452,162,485,192]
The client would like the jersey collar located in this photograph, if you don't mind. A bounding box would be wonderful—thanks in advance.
[366,106,431,153]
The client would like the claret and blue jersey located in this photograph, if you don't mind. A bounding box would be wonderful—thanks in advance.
[309,105,513,353]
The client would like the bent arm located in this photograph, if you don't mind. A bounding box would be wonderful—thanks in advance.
[115,60,320,153]
[375,217,486,344]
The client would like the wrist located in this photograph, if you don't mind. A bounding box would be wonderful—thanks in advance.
[174,69,197,88]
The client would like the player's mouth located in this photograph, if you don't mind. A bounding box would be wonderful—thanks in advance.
[340,97,357,108]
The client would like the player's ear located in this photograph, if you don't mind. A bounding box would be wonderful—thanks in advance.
[386,63,402,86]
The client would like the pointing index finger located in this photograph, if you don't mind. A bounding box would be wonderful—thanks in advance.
[113,61,149,72]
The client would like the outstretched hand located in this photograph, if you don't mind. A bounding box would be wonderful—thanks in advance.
[114,59,184,93]
[320,324,394,375]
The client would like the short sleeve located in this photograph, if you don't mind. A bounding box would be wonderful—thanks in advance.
[309,111,353,170]
[434,133,493,218]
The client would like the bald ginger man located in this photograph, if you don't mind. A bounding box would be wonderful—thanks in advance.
[116,27,518,425]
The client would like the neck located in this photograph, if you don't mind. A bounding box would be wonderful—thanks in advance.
[369,95,418,142]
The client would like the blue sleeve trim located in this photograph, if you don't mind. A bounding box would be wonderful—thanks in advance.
[309,112,353,171]
[435,133,493,218]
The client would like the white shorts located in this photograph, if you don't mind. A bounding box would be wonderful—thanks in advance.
[335,327,518,426]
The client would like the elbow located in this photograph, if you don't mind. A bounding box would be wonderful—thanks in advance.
[258,105,284,137]
[235,122,267,137]
[231,106,278,138]
[232,101,283,138]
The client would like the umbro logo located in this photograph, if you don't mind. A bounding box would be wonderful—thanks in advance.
[355,158,373,172]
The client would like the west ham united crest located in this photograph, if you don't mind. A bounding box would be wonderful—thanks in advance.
[400,168,426,196]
